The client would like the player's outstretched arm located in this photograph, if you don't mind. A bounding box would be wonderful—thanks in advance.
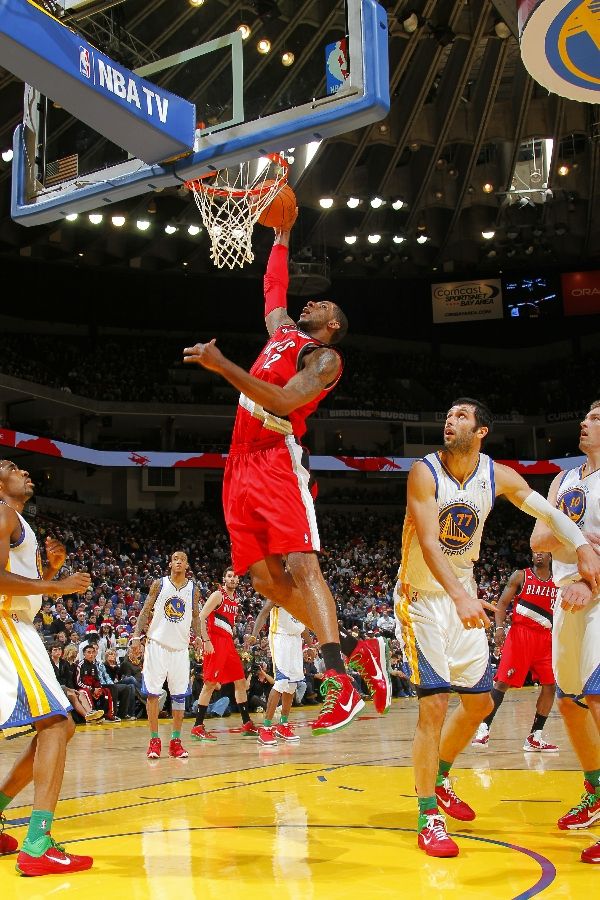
[264,229,296,337]
[198,589,223,653]
[495,462,600,592]
[183,342,340,417]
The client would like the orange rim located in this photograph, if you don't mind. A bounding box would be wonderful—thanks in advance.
[184,153,288,198]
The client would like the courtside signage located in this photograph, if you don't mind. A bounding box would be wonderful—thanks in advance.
[431,279,503,324]
[0,0,195,164]
[518,0,600,103]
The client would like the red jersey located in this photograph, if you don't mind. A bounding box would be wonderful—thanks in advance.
[230,323,343,449]
[206,587,239,639]
[511,568,558,631]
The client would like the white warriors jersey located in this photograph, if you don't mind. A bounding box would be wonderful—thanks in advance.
[147,576,194,650]
[552,465,600,587]
[269,605,305,637]
[400,451,495,592]
[0,508,43,622]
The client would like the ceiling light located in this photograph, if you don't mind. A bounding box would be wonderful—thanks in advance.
[344,235,357,244]
[257,38,271,55]
[494,20,511,39]
[555,223,568,236]
[319,198,334,209]
[188,0,205,6]
[435,158,447,170]
[89,213,103,224]
[65,213,78,222]
[416,234,429,244]
[408,141,420,152]
[111,215,125,227]
[136,219,151,231]
[237,24,251,40]
[401,11,425,34]
[378,123,389,134]
[506,248,516,257]
[370,196,384,208]
[433,190,444,201]
[343,253,354,263]
[525,245,534,255]
[188,224,201,236]
[447,166,459,179]
[507,228,519,239]
[486,248,497,258]
[367,234,381,244]
[281,51,295,67]
[481,229,495,239]
[558,164,569,176]
[1,148,13,162]
[364,253,373,263]
[347,197,360,208]
[391,199,404,210]
[165,224,178,235]
[393,235,405,244]
[482,182,494,194]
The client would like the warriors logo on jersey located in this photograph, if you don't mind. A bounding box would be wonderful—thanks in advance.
[439,501,480,554]
[557,486,586,524]
[164,595,186,622]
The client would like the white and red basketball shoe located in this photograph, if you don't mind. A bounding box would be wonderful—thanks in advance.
[146,737,161,759]
[312,670,364,735]
[471,723,489,746]
[417,812,459,858]
[274,723,300,743]
[257,726,278,746]
[348,637,392,715]
[522,731,559,752]
[435,777,476,821]
[168,738,189,759]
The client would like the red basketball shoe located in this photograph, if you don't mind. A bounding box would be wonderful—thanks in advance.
[190,724,217,742]
[348,637,392,715]
[522,731,559,752]
[146,737,161,759]
[240,721,259,736]
[581,840,600,864]
[16,838,93,876]
[257,726,277,746]
[558,781,600,830]
[435,777,476,821]
[417,812,459,858]
[274,723,300,743]
[312,671,365,735]
[0,815,18,854]
[169,738,189,759]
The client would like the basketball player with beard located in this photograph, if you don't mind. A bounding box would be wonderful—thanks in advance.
[531,400,600,865]
[0,459,92,876]
[394,399,600,859]
[183,226,391,735]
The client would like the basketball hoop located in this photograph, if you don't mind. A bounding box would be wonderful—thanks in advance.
[185,153,288,270]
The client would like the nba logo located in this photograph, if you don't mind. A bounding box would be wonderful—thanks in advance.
[325,38,350,96]
[79,47,91,79]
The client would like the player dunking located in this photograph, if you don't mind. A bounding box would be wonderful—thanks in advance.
[183,226,390,734]
[251,599,309,746]
[131,550,201,760]
[531,400,600,865]
[394,399,600,858]
[191,568,258,740]
[472,551,559,751]
[0,459,92,876]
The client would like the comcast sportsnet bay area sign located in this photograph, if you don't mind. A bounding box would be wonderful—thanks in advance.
[431,279,503,324]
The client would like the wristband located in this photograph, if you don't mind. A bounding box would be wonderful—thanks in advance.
[495,625,504,631]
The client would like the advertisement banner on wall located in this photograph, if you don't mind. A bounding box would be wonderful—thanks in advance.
[561,271,600,317]
[431,279,503,324]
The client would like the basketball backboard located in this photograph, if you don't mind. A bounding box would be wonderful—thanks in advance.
[10,0,389,226]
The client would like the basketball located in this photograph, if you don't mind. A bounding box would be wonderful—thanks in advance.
[257,182,298,230]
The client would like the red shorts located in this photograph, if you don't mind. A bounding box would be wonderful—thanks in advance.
[223,437,320,575]
[203,630,245,685]
[495,622,554,687]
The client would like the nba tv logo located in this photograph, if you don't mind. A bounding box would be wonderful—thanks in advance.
[79,47,91,80]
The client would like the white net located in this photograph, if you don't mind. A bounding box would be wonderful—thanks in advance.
[186,156,287,270]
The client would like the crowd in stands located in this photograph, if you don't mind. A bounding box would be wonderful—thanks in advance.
[32,495,537,723]
[2,329,600,416]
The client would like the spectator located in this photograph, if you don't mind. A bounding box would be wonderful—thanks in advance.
[76,642,119,722]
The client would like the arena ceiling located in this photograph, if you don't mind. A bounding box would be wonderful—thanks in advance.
[0,0,598,286]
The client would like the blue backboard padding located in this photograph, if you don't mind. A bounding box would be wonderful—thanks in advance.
[1,0,196,166]
[11,0,389,225]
